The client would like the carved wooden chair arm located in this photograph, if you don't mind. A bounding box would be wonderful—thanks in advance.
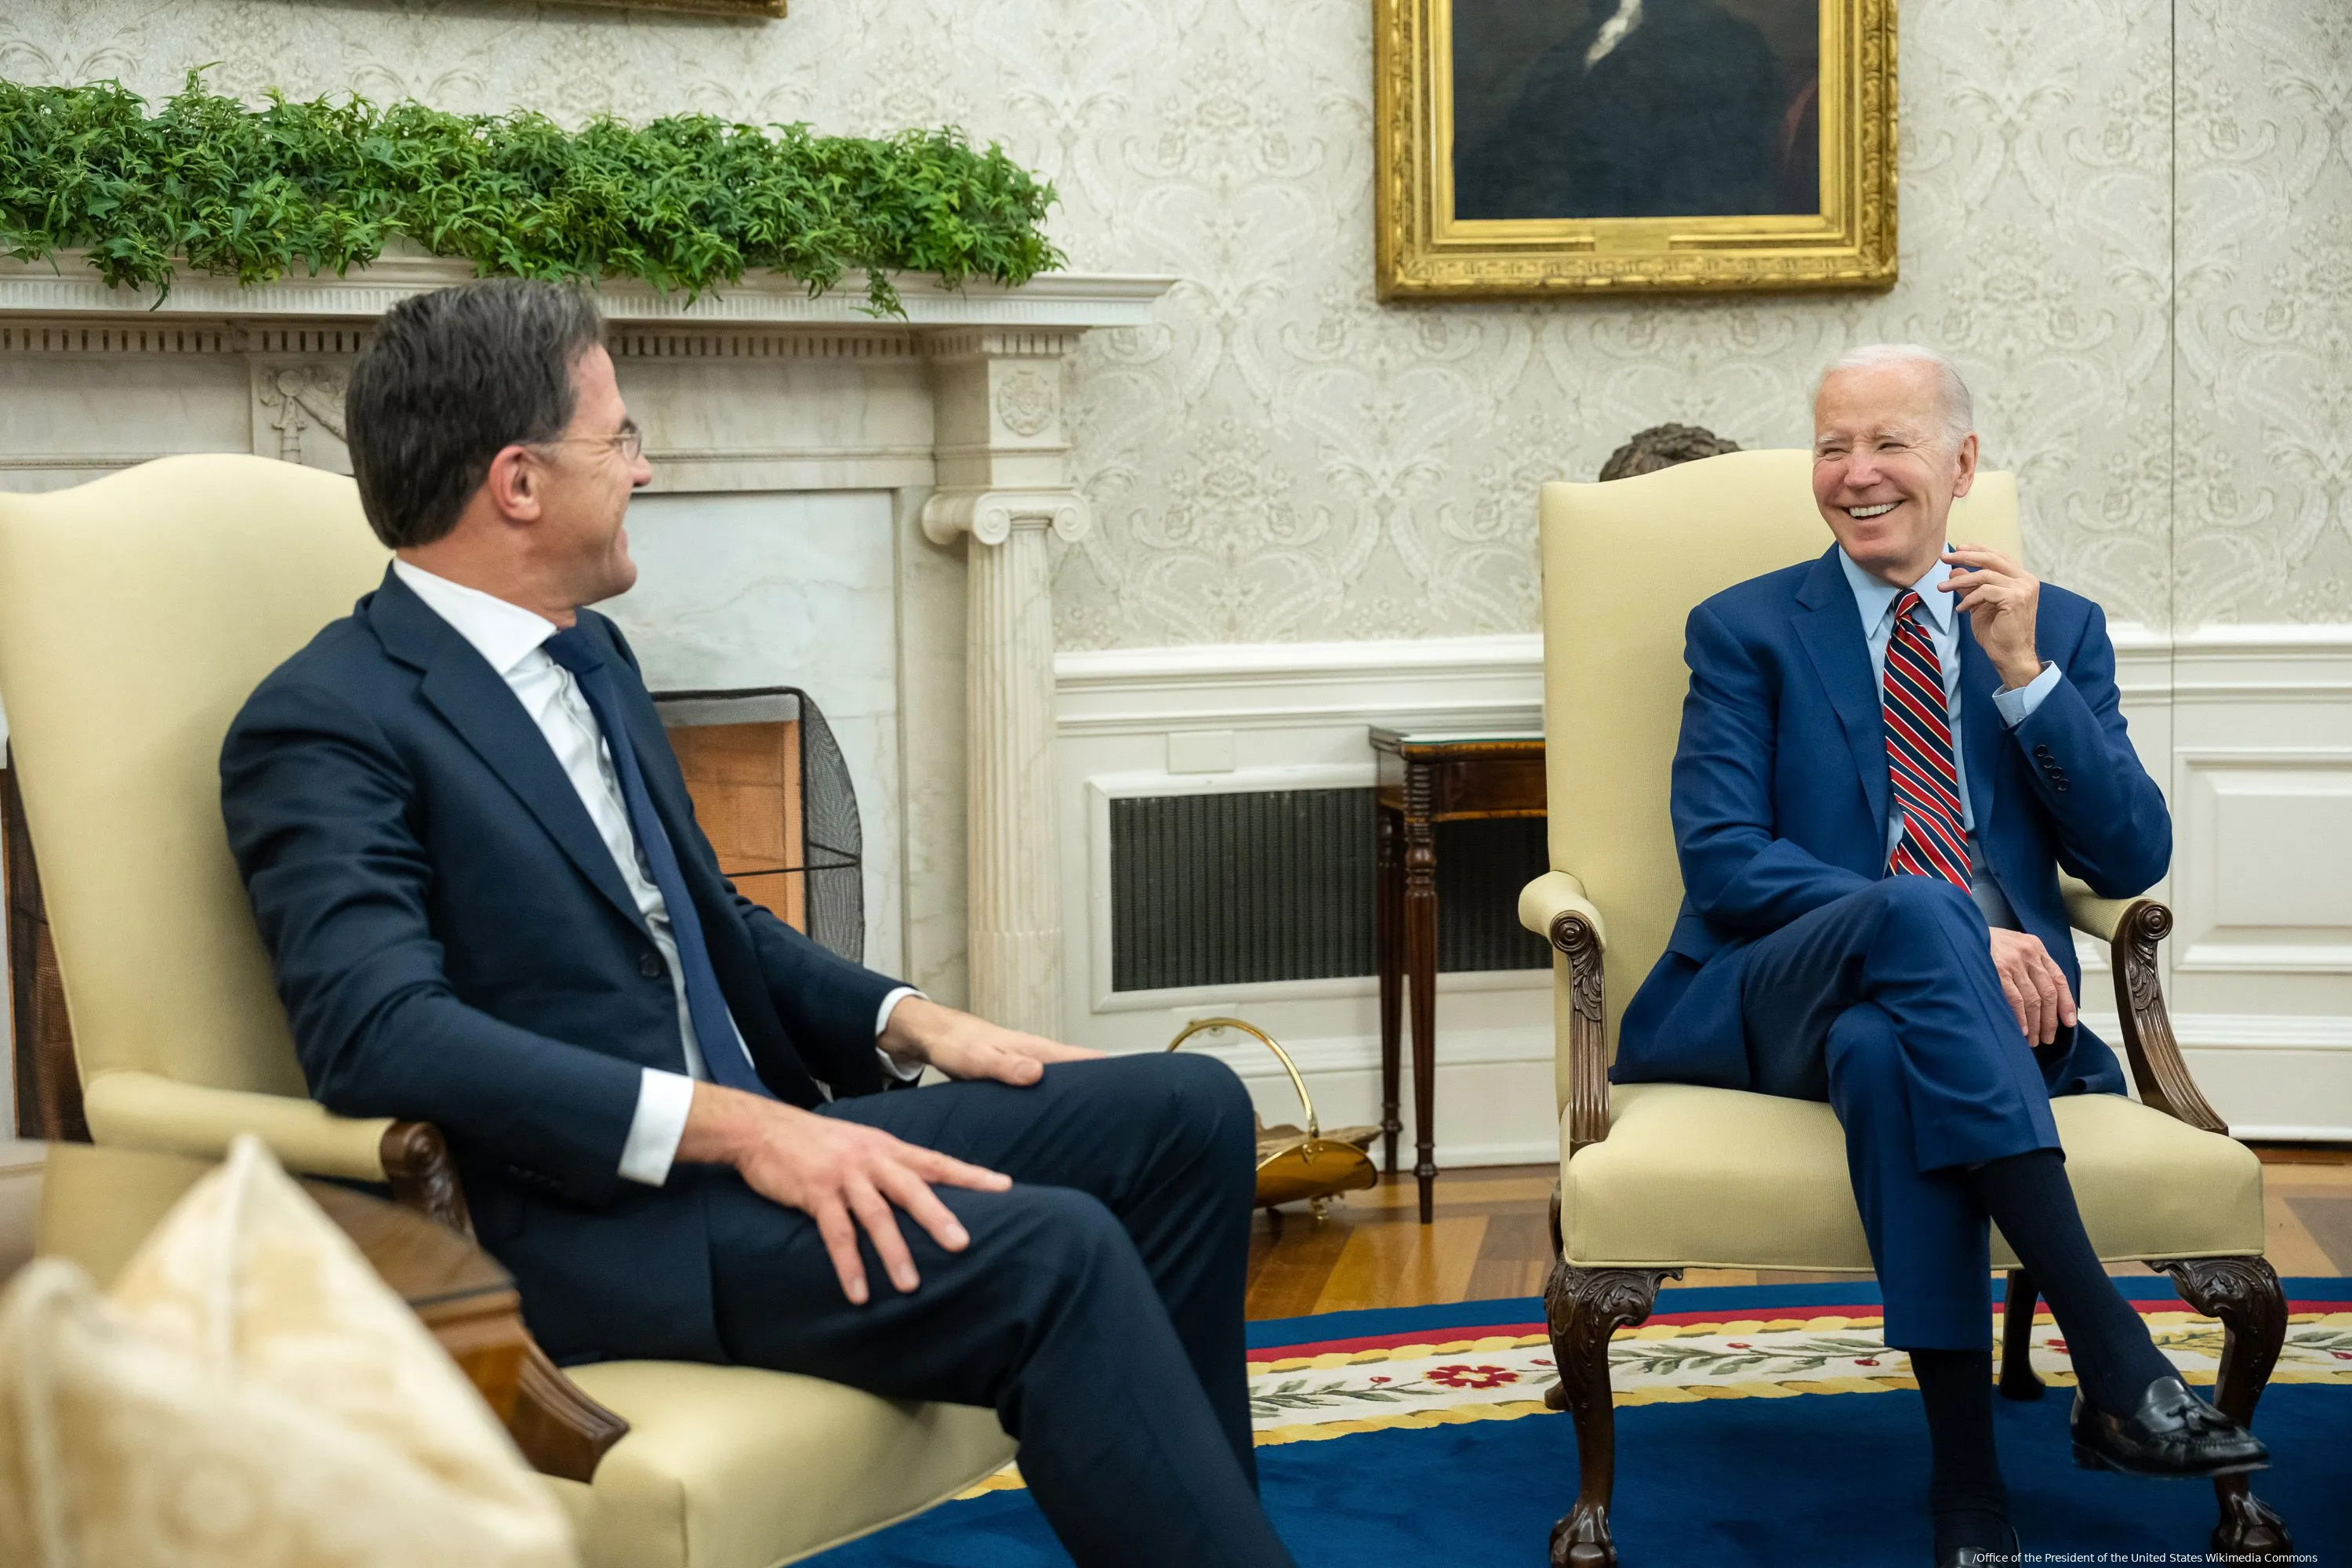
[1523,868,2235,1158]
[2059,877,2227,1135]
[375,1119,630,1481]
[1522,871,1611,1154]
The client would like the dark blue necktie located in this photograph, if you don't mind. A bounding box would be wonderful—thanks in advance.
[543,625,776,1100]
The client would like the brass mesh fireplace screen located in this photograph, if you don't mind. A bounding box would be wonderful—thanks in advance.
[654,686,866,964]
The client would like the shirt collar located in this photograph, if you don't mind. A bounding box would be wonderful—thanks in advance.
[1835,546,1955,638]
[390,558,562,677]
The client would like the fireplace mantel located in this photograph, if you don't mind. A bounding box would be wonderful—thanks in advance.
[0,252,1171,331]
[0,256,1173,1034]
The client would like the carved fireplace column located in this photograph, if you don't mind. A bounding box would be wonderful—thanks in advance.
[920,329,1086,1037]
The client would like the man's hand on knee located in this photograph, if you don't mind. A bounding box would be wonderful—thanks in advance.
[1987,928,2077,1045]
[678,1083,1011,1305]
[880,994,1105,1087]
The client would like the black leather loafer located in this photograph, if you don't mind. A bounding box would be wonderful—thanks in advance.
[2070,1375,2269,1477]
[1936,1520,2019,1567]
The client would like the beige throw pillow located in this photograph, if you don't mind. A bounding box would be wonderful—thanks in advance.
[0,1135,579,1568]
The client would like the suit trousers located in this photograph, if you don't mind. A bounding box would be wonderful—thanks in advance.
[699,1051,1294,1568]
[1739,877,2065,1349]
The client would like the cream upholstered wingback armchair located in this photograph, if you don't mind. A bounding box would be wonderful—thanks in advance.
[0,456,1014,1568]
[1516,449,2288,1568]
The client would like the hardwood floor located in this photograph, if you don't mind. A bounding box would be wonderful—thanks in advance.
[1243,1144,2352,1320]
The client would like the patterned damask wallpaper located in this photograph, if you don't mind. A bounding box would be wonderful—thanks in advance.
[0,0,2340,635]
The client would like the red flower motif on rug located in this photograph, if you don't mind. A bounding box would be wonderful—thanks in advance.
[1426,1364,1517,1389]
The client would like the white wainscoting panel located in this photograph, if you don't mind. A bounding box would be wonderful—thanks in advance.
[2161,627,2352,1135]
[1055,626,2352,1160]
[1055,636,1556,1164]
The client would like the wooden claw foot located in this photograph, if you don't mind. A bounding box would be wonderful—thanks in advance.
[2152,1256,2293,1559]
[2212,1488,2293,1559]
[1544,1261,1677,1567]
[1550,1501,1617,1568]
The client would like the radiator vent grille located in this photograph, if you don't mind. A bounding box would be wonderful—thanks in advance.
[1108,788,1550,993]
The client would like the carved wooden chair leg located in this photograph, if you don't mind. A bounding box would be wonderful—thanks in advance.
[2152,1257,2293,1559]
[1998,1269,2044,1401]
[1545,1262,1678,1568]
[1544,1185,1569,1411]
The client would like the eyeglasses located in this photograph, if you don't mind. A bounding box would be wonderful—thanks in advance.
[531,422,644,463]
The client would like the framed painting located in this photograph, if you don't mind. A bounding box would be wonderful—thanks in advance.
[1374,0,1896,299]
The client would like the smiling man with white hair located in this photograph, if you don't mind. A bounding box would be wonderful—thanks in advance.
[1612,345,2267,1566]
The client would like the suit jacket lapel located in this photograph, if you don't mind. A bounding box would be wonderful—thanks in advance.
[366,570,648,935]
[1955,615,2002,833]
[1791,548,1891,835]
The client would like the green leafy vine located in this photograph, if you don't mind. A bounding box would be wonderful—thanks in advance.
[0,72,1065,314]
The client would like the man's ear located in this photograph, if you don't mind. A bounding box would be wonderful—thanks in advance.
[1949,431,1980,499]
[479,443,546,525]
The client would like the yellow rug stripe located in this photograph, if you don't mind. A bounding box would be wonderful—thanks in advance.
[1242,1309,2350,1371]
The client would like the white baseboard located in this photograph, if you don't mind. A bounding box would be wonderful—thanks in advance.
[2226,1126,2352,1142]
[1428,1138,1561,1169]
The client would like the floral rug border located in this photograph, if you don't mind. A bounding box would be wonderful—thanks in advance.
[957,1308,2352,1497]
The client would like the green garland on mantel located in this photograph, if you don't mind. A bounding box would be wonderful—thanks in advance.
[0,73,1064,316]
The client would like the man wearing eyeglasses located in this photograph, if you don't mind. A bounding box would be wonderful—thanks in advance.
[220,279,1294,1568]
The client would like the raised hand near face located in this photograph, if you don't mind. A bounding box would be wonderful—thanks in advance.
[1940,545,2044,691]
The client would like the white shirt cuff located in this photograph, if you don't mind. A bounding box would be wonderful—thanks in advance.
[875,986,924,1081]
[1993,660,2062,727]
[619,1067,697,1186]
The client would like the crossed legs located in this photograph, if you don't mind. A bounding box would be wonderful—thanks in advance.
[702,1052,1294,1568]
[1740,878,2184,1557]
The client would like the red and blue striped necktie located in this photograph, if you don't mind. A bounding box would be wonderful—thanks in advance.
[1882,590,1971,887]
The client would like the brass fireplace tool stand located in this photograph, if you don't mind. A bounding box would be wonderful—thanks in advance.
[1167,1018,1379,1220]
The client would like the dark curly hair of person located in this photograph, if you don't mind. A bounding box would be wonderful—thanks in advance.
[1599,423,1741,481]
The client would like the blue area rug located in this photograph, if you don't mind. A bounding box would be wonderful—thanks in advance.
[809,1281,2352,1567]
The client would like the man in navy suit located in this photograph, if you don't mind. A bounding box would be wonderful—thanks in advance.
[1617,345,2263,1566]
[220,280,1295,1568]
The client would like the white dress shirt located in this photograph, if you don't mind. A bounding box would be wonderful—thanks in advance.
[1836,548,2061,928]
[391,561,915,1188]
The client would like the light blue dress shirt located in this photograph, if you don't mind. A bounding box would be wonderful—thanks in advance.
[1836,547,2062,927]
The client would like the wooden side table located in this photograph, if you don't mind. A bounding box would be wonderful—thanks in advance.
[1370,728,1548,1224]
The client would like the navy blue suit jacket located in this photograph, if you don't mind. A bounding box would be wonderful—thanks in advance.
[1617,546,2169,1098]
[220,568,904,1363]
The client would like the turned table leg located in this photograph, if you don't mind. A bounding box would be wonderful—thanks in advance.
[1401,761,1439,1224]
[1375,804,1403,1176]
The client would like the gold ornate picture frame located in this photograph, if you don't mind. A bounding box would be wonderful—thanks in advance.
[1374,0,1896,299]
[566,0,785,16]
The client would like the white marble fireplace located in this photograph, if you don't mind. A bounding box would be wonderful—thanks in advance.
[605,489,906,966]
[0,253,1171,1029]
